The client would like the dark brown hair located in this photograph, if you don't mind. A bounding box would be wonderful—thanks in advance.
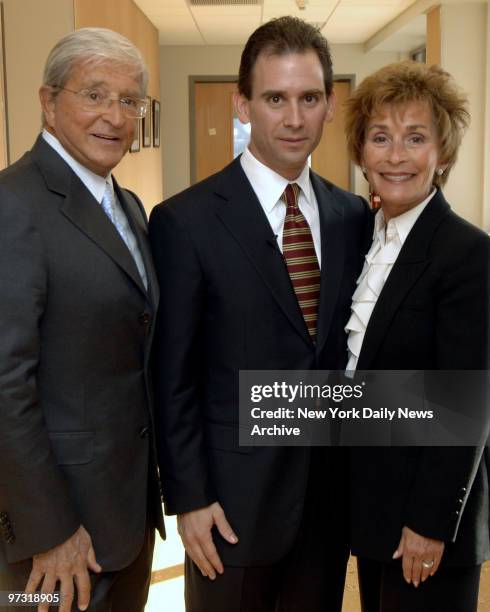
[238,16,333,100]
[344,61,470,187]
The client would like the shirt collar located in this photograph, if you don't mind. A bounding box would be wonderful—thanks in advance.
[240,147,312,212]
[42,129,112,203]
[374,189,437,246]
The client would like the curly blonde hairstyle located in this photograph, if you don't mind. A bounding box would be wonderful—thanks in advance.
[344,61,470,187]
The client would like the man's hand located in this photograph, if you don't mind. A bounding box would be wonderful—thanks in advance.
[177,502,238,580]
[25,525,102,612]
[393,526,445,587]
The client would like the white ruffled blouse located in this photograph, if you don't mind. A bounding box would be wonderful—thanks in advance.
[345,190,436,374]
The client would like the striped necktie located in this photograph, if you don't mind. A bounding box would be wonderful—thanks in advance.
[281,183,320,341]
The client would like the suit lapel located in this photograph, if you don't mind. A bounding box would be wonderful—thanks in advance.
[215,158,311,346]
[60,180,148,295]
[311,172,345,355]
[357,191,450,369]
[31,136,148,299]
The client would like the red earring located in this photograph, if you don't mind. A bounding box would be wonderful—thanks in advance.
[370,190,381,210]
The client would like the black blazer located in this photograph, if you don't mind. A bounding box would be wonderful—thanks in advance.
[150,157,369,566]
[350,189,490,567]
[0,136,164,571]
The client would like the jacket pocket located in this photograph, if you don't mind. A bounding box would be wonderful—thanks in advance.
[48,431,94,465]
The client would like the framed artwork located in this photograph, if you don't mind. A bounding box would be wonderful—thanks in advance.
[130,119,140,153]
[152,99,161,148]
[142,96,151,147]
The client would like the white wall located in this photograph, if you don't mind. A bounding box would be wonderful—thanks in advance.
[160,44,402,200]
[160,45,241,200]
[440,2,488,227]
[483,2,490,232]
[3,0,74,163]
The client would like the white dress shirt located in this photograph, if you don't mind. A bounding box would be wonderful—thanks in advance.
[42,129,148,289]
[240,147,322,267]
[345,190,437,374]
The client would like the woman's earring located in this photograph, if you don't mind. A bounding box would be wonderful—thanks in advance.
[362,166,380,209]
[436,168,444,176]
[369,189,381,210]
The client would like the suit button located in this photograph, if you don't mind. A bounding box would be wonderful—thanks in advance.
[459,487,467,495]
[138,312,151,325]
[139,426,150,438]
[451,510,460,520]
[456,498,464,506]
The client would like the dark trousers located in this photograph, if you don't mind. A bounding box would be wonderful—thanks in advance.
[357,556,481,612]
[0,526,155,612]
[185,449,350,612]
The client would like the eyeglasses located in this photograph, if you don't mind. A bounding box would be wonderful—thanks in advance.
[56,87,148,119]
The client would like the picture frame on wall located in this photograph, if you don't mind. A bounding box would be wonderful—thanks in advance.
[152,99,161,148]
[142,96,151,147]
[130,119,140,153]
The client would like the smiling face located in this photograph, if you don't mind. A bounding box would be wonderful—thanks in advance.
[361,101,447,220]
[40,60,141,177]
[234,50,333,180]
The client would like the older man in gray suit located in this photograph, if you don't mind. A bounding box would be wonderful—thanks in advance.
[0,28,164,612]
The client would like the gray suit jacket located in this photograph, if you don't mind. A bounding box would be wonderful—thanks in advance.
[0,135,164,572]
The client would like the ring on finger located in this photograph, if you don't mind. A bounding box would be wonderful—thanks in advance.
[421,560,435,569]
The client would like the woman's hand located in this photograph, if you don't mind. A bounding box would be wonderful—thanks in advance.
[393,526,445,587]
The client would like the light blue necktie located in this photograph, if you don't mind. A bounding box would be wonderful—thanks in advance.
[100,180,148,290]
[101,181,128,245]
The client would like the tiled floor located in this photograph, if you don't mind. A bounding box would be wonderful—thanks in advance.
[147,576,184,612]
[146,521,490,611]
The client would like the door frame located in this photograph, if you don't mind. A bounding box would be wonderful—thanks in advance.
[330,74,356,192]
[189,75,237,185]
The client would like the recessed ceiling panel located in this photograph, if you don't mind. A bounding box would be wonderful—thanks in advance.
[191,4,262,43]
[134,0,204,44]
[196,19,262,44]
[262,0,338,24]
[134,0,426,47]
[159,24,205,45]
[323,0,417,43]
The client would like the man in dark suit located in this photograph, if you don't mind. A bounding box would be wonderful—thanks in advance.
[0,28,164,612]
[150,17,368,612]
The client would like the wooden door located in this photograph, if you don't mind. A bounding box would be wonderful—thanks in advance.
[194,81,236,183]
[311,80,352,190]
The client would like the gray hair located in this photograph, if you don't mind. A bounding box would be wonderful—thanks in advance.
[43,27,148,95]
